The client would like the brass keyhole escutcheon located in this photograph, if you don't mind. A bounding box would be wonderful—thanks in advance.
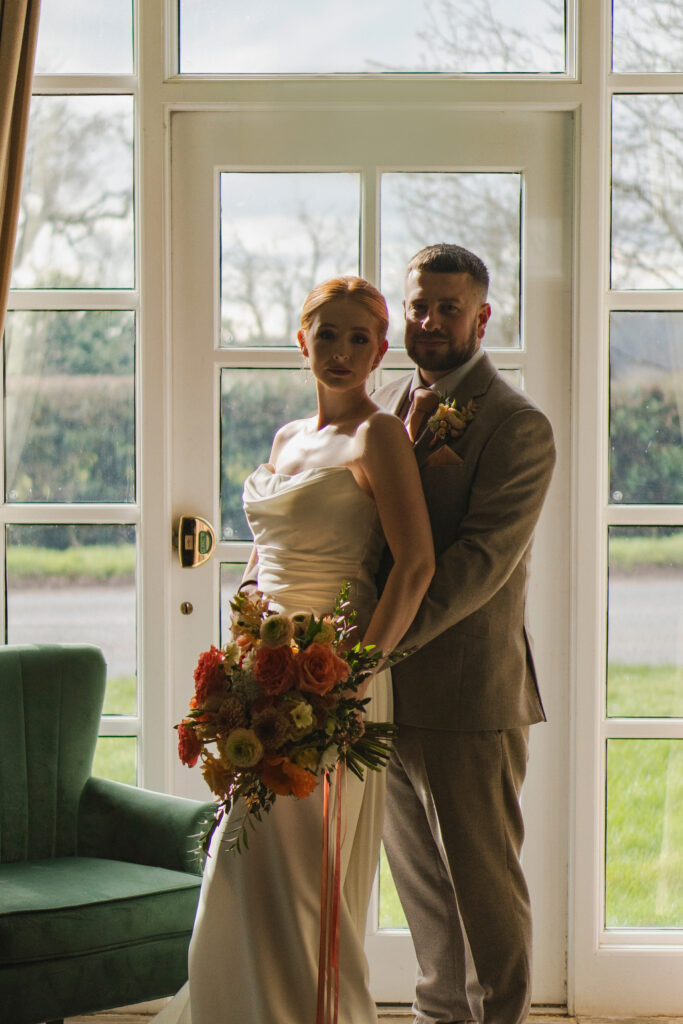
[180,602,194,615]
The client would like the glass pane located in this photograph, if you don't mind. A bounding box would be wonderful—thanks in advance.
[35,0,134,74]
[220,173,360,347]
[179,0,565,74]
[11,95,135,289]
[500,369,523,388]
[613,1,683,74]
[4,311,135,503]
[379,844,408,929]
[611,95,683,290]
[6,524,137,715]
[220,370,315,540]
[606,739,683,928]
[92,736,137,785]
[220,562,247,645]
[609,312,683,505]
[607,527,683,718]
[381,173,521,348]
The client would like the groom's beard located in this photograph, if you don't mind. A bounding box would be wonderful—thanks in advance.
[405,321,479,374]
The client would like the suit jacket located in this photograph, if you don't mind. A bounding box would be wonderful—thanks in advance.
[373,351,556,732]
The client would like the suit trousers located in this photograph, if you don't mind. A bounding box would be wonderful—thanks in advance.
[383,725,532,1024]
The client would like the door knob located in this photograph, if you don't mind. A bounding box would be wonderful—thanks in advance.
[175,515,216,568]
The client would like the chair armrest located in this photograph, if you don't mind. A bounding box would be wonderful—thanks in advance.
[77,776,216,875]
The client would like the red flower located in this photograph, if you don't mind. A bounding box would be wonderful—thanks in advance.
[293,643,349,696]
[193,646,225,704]
[178,721,202,767]
[253,644,296,695]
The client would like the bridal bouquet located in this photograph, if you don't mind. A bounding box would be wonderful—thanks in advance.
[176,584,396,852]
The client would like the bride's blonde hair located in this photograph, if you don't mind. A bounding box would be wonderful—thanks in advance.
[300,276,389,342]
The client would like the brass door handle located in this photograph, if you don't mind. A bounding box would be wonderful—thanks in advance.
[174,515,216,568]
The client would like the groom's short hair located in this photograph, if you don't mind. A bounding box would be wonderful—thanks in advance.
[406,243,489,299]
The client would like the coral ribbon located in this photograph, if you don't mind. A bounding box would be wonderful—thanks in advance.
[316,767,343,1024]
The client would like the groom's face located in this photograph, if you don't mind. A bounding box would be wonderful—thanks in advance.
[403,270,491,382]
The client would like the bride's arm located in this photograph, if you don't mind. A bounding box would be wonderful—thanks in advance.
[355,413,434,686]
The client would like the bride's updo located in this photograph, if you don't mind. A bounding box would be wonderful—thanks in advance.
[300,276,389,342]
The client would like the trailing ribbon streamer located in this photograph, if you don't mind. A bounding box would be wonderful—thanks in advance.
[316,767,344,1024]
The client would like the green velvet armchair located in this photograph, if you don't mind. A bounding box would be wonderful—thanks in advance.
[0,644,214,1024]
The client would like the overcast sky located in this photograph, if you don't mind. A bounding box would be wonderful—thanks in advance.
[35,0,564,75]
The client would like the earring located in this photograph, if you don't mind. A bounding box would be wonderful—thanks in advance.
[302,358,311,384]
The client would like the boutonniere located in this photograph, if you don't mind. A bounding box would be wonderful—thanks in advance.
[427,397,477,446]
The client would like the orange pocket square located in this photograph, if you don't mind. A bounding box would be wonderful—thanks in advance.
[424,445,464,468]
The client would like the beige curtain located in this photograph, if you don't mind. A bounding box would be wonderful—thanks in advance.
[0,0,41,338]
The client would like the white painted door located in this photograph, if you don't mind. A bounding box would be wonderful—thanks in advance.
[168,105,572,1004]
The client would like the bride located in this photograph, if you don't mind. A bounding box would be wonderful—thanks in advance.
[158,276,434,1024]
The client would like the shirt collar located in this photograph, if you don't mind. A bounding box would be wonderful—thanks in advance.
[408,346,486,401]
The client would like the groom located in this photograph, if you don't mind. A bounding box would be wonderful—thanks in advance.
[373,244,556,1024]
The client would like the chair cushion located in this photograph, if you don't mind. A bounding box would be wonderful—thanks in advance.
[0,856,201,966]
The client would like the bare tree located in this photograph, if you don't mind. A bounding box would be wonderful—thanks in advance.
[12,95,134,289]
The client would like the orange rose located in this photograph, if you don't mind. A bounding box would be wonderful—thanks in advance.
[253,643,296,695]
[293,643,349,696]
[261,754,318,799]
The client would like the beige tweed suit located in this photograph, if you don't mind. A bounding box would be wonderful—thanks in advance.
[373,350,556,1024]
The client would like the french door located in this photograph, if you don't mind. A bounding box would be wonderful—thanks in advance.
[167,105,572,1004]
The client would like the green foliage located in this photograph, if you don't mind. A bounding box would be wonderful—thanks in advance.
[610,385,683,504]
[9,380,134,504]
[220,370,315,539]
[35,310,134,376]
[4,310,135,508]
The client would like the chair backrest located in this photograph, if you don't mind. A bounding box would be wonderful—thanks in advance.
[0,644,106,863]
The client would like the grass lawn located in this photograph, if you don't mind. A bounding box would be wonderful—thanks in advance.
[608,663,683,718]
[606,664,683,926]
[606,738,683,927]
[92,735,137,788]
[609,530,683,571]
[94,675,138,786]
[7,542,136,583]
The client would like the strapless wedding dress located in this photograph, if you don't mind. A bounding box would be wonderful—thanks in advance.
[154,465,391,1024]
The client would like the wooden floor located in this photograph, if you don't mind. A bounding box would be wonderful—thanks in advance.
[64,1010,683,1024]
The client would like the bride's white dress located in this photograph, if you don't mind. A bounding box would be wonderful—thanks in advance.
[154,465,391,1024]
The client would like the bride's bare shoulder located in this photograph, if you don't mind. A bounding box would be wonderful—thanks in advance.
[273,416,312,441]
[361,408,409,443]
[270,415,315,460]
